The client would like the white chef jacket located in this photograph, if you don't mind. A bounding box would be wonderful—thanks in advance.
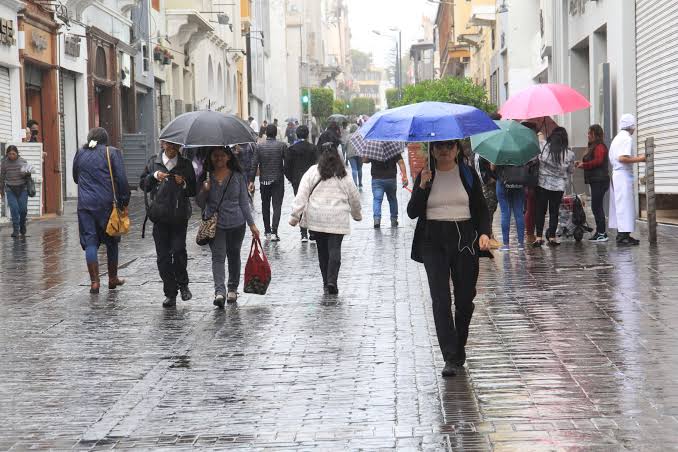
[608,130,636,233]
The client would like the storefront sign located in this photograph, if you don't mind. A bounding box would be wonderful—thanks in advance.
[64,34,80,57]
[0,19,15,46]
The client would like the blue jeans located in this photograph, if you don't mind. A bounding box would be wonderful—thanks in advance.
[349,157,363,186]
[5,187,28,233]
[372,178,398,221]
[496,183,525,245]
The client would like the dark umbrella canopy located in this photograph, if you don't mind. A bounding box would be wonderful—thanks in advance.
[159,110,257,148]
[327,114,348,124]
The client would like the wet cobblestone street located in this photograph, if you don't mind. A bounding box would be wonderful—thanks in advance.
[2,174,678,451]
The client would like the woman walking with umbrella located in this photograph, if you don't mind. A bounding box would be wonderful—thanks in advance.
[408,140,491,377]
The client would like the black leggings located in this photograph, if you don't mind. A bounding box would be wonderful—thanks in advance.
[589,181,609,234]
[535,187,564,239]
[313,232,344,288]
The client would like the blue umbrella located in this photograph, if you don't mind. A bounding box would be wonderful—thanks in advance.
[359,102,499,142]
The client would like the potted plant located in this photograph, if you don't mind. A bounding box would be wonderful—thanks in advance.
[153,45,163,62]
[162,49,172,65]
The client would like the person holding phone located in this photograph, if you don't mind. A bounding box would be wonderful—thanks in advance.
[140,141,197,308]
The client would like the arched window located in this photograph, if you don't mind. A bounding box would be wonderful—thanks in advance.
[217,63,224,104]
[207,55,214,95]
[95,46,107,78]
[225,69,231,107]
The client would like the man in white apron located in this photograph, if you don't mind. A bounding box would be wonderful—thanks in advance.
[608,114,646,245]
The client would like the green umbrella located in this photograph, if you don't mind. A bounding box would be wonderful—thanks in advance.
[470,120,541,166]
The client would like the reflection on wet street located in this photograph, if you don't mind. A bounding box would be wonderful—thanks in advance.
[1,189,678,450]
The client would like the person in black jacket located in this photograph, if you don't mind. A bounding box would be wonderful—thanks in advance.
[140,141,197,308]
[284,125,318,242]
[407,140,491,378]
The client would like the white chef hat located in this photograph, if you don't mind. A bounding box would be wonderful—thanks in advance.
[619,114,636,130]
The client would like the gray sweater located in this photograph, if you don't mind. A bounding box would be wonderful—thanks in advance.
[196,171,254,229]
[0,157,29,195]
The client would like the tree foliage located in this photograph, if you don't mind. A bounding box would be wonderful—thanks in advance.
[385,88,399,109]
[349,97,376,116]
[333,99,350,115]
[351,49,372,73]
[302,87,334,121]
[391,77,496,113]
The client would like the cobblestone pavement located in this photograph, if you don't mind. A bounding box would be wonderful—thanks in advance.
[2,170,678,451]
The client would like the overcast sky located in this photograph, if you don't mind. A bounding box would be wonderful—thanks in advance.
[346,0,438,68]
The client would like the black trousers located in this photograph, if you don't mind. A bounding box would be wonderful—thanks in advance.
[421,221,479,364]
[153,222,189,298]
[589,181,609,234]
[260,180,284,234]
[314,232,344,288]
[292,181,308,238]
[535,186,564,238]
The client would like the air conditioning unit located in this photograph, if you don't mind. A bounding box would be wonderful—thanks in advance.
[461,56,471,64]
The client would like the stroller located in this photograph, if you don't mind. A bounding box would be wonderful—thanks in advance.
[557,185,593,242]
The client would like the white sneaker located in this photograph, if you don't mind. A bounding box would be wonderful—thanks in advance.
[226,291,238,303]
[301,236,308,243]
[264,232,271,240]
[271,233,280,242]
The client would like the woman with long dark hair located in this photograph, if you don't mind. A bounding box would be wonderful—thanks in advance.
[196,146,260,307]
[576,124,610,242]
[290,143,362,295]
[533,127,575,247]
[0,145,31,238]
[408,140,490,377]
[73,127,130,293]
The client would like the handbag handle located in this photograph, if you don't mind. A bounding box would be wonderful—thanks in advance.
[105,146,118,207]
[249,236,264,259]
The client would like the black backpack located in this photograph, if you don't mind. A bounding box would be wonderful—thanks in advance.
[497,160,539,189]
[142,177,192,237]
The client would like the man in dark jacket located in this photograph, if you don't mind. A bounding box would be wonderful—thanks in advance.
[250,124,287,241]
[283,125,318,242]
[141,141,197,308]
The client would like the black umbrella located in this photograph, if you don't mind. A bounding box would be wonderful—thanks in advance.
[159,110,258,148]
[327,114,348,124]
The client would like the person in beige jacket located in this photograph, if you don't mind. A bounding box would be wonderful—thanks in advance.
[290,143,362,295]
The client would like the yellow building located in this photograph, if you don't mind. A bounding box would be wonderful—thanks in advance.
[434,0,495,79]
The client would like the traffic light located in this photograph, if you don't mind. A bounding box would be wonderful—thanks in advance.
[302,94,309,104]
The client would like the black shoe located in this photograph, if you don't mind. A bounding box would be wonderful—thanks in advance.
[326,283,338,295]
[10,230,18,238]
[373,220,380,229]
[271,233,280,242]
[391,218,398,228]
[213,294,225,308]
[442,361,458,377]
[162,297,177,308]
[618,236,640,246]
[180,286,192,301]
[19,224,26,235]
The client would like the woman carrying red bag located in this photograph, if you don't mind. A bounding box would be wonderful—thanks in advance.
[196,147,260,307]
[290,143,362,295]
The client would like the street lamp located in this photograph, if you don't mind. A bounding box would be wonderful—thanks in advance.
[372,28,402,100]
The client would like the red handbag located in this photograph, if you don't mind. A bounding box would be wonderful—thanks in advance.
[243,237,271,295]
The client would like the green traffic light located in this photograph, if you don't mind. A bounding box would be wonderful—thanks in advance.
[302,95,309,104]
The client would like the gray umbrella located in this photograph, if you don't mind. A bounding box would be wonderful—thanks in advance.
[327,114,348,124]
[159,110,258,148]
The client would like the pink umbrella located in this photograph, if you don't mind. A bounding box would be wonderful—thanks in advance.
[499,83,590,119]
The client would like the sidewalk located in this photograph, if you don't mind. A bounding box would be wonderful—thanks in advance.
[1,170,678,450]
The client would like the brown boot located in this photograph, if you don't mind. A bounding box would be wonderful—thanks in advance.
[108,261,125,289]
[526,233,537,245]
[87,262,100,294]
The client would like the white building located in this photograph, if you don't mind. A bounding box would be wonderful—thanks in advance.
[548,0,635,150]
[0,0,24,144]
